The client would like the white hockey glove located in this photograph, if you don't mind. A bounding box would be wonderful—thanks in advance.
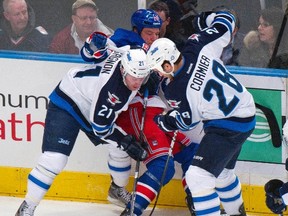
[283,121,288,143]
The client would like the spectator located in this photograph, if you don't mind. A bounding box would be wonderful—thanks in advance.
[0,0,50,52]
[49,0,113,54]
[238,7,288,68]
[149,0,190,52]
[148,0,170,38]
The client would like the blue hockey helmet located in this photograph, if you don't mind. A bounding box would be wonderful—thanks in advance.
[131,9,162,34]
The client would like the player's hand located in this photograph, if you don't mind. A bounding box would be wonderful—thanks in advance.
[264,179,287,214]
[83,32,108,60]
[283,121,288,143]
[154,111,177,132]
[119,135,148,161]
[192,11,215,31]
[91,32,108,50]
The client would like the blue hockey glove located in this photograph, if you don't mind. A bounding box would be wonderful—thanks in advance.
[264,179,287,214]
[119,135,148,161]
[83,32,108,60]
[91,32,107,50]
[154,110,178,132]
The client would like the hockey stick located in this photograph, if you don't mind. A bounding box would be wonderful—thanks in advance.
[149,130,179,216]
[255,103,282,147]
[268,4,288,67]
[130,88,149,215]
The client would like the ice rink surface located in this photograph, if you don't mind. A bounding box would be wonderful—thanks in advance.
[0,196,190,216]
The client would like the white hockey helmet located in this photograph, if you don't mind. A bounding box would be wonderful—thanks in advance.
[121,48,150,79]
[147,38,181,75]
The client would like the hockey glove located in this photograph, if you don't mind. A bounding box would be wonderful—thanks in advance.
[83,32,108,60]
[91,32,107,50]
[139,71,160,96]
[192,11,216,32]
[119,135,148,161]
[154,110,179,132]
[264,179,287,214]
[283,121,288,143]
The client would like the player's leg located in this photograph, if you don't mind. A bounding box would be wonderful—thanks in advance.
[121,155,175,216]
[120,106,175,215]
[15,102,80,216]
[185,127,253,216]
[173,140,199,216]
[107,143,132,207]
[104,108,135,207]
[216,168,246,216]
[84,126,132,208]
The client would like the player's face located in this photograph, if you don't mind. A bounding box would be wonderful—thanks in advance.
[4,1,28,35]
[140,28,160,46]
[162,62,173,74]
[152,61,173,78]
[72,6,98,39]
[124,74,146,91]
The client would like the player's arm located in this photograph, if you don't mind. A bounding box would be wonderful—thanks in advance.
[81,29,148,63]
[189,10,236,51]
[81,31,110,62]
[154,109,198,132]
[90,92,148,161]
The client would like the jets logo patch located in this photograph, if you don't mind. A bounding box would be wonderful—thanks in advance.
[167,99,181,108]
[189,34,200,42]
[107,92,121,106]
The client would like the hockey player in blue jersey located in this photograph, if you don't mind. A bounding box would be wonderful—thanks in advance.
[15,47,150,216]
[81,8,161,63]
[147,11,256,216]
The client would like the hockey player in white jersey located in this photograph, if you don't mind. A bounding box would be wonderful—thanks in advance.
[81,9,203,215]
[147,11,256,216]
[15,48,150,216]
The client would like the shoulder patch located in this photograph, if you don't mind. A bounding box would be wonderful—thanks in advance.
[35,26,48,35]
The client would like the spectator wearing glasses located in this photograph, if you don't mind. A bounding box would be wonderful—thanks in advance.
[238,7,288,68]
[0,0,50,52]
[49,0,113,54]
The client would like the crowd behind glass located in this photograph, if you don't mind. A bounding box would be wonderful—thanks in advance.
[0,0,287,69]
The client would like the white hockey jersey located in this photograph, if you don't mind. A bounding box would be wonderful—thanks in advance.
[49,51,137,144]
[162,12,256,132]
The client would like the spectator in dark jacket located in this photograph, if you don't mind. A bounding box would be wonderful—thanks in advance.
[0,0,50,52]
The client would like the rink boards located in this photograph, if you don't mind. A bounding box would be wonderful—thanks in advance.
[0,51,287,215]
